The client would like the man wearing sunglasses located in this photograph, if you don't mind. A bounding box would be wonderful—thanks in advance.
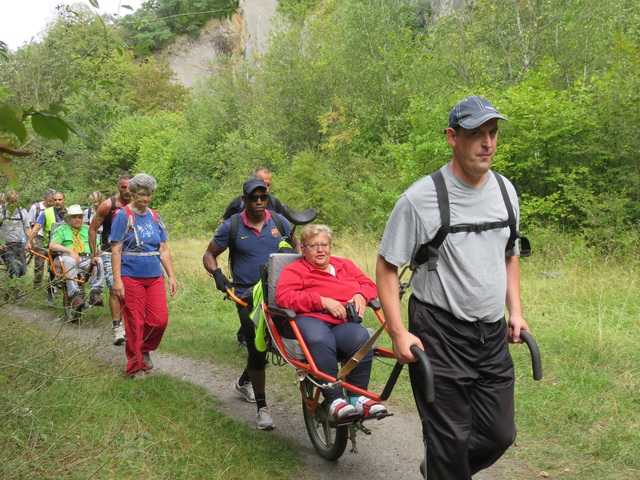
[203,177,296,431]
[221,166,284,222]
[221,166,284,348]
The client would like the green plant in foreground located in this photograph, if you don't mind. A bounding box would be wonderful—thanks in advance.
[0,318,299,479]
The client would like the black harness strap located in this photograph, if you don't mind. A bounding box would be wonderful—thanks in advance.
[494,172,531,256]
[410,170,530,273]
[411,170,450,271]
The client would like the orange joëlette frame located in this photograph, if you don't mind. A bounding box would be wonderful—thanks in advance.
[30,247,89,284]
[263,302,394,403]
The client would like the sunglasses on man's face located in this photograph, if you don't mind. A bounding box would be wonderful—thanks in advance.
[248,194,269,202]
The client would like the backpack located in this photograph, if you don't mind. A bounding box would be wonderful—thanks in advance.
[410,169,531,272]
[34,201,45,223]
[0,204,25,228]
[227,210,286,287]
[120,205,163,248]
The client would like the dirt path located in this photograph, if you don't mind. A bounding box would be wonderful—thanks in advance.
[4,304,512,480]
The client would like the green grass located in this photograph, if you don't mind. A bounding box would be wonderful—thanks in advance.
[0,314,300,479]
[2,232,639,478]
[507,253,640,479]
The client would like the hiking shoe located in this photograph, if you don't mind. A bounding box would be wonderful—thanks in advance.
[256,407,275,430]
[45,292,54,307]
[90,290,104,307]
[132,370,146,380]
[353,396,387,417]
[112,321,126,346]
[329,399,358,421]
[70,291,85,308]
[233,380,256,403]
[143,352,153,370]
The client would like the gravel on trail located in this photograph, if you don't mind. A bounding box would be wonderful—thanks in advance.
[4,304,512,480]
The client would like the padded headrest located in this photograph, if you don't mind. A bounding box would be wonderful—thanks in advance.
[267,253,302,307]
[50,222,65,236]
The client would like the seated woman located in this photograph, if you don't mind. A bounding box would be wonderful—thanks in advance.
[276,224,387,420]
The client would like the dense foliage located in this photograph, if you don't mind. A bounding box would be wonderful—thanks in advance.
[1,0,638,256]
[121,0,238,51]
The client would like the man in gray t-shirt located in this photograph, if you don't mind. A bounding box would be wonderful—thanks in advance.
[376,96,531,479]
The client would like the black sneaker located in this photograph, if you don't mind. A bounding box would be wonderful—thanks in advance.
[142,352,153,370]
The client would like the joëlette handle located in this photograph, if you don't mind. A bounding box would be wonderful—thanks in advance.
[519,330,542,381]
[410,345,435,403]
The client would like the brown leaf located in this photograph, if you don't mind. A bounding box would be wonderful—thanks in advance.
[0,139,32,157]
[0,154,18,179]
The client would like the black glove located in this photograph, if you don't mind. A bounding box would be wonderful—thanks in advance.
[212,268,232,293]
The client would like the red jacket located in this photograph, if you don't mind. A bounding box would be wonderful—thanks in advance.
[276,256,378,325]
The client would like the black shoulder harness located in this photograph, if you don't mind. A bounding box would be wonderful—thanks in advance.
[410,170,531,272]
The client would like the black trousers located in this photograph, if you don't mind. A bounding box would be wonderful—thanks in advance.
[408,296,516,480]
[236,303,267,371]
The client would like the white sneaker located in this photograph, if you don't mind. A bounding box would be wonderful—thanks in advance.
[353,396,387,417]
[112,321,126,346]
[233,380,256,403]
[256,407,275,430]
[329,399,358,420]
[132,370,146,380]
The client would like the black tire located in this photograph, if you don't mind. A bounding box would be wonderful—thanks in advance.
[301,378,348,461]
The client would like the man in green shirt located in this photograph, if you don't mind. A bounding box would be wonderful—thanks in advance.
[49,205,104,308]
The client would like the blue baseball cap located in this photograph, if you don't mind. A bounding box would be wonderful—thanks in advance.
[448,96,508,130]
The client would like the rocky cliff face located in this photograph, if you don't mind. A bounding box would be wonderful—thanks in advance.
[164,0,279,88]
[163,0,450,88]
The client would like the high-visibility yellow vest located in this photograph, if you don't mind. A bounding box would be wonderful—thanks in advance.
[43,207,58,245]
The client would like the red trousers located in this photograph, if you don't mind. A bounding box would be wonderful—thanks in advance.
[121,276,168,375]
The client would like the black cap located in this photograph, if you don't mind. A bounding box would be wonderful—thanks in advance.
[243,177,268,195]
